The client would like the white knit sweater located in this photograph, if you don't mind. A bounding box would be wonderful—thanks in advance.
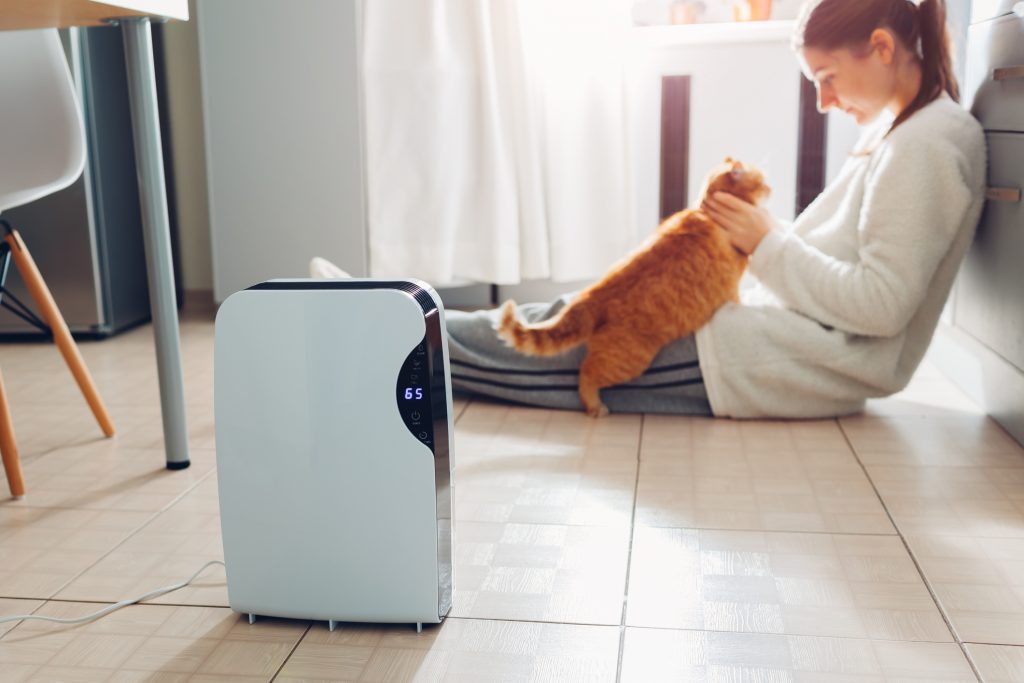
[696,95,986,418]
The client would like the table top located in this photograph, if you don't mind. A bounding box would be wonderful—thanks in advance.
[0,0,188,30]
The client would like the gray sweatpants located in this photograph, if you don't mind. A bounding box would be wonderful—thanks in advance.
[445,295,713,416]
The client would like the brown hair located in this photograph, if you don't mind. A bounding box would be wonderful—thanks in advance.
[793,0,959,133]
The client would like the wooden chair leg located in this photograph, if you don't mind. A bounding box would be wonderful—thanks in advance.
[3,229,115,437]
[0,368,25,499]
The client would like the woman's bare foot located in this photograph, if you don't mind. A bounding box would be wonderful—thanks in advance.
[309,257,353,279]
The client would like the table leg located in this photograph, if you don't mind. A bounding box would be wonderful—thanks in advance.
[121,17,190,470]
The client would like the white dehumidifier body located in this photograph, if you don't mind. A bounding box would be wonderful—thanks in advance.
[214,280,453,630]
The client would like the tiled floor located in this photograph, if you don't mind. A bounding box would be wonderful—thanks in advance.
[1,313,1023,682]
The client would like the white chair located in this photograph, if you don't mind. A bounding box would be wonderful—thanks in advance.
[0,29,116,500]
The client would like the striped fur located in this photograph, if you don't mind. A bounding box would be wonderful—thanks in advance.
[498,299,596,356]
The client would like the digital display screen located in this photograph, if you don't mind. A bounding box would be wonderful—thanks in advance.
[397,337,433,450]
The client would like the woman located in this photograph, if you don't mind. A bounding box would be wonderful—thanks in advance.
[445,0,987,418]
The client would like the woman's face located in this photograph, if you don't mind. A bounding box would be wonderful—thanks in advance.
[799,34,900,125]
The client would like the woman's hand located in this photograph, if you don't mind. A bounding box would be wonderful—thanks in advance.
[701,192,776,255]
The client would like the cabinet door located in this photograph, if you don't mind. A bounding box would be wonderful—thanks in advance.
[965,11,1024,133]
[971,0,1020,24]
[955,132,1024,369]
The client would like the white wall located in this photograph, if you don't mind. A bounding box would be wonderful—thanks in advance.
[197,0,369,303]
[161,0,212,294]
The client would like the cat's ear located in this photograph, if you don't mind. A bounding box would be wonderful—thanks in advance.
[729,159,743,172]
[723,156,734,163]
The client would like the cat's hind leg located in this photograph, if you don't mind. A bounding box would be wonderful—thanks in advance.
[578,330,661,418]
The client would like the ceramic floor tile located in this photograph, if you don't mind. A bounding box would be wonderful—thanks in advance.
[452,403,640,527]
[54,475,227,607]
[908,534,1024,645]
[452,397,470,423]
[0,407,109,468]
[1,318,217,466]
[0,598,43,638]
[0,507,156,600]
[620,628,977,683]
[869,464,1024,537]
[278,618,619,683]
[965,643,1024,682]
[641,414,853,454]
[455,402,643,459]
[636,419,894,534]
[101,402,217,453]
[0,601,306,680]
[626,527,951,641]
[450,520,630,625]
[0,664,39,683]
[454,410,641,470]
[841,414,1024,469]
[1,442,215,512]
[862,362,986,418]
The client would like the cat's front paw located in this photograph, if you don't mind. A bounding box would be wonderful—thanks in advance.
[585,402,610,418]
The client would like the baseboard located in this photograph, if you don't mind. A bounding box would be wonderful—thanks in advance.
[183,289,217,318]
[927,323,1024,446]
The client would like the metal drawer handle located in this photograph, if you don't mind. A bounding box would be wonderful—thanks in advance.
[993,65,1024,81]
[986,187,1021,202]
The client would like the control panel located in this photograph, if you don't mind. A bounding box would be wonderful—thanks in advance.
[396,337,434,450]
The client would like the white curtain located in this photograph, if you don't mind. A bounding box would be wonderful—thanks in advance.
[361,0,634,285]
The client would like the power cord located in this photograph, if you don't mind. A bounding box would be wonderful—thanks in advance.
[0,560,226,628]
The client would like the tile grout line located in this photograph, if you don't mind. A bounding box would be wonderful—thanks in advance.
[608,524,900,537]
[454,398,473,423]
[621,622,970,644]
[836,418,985,683]
[615,414,645,683]
[37,465,222,610]
[0,598,48,643]
[449,614,970,645]
[0,596,227,609]
[445,517,902,535]
[269,622,314,682]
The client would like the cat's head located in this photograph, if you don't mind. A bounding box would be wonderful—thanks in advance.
[701,158,771,205]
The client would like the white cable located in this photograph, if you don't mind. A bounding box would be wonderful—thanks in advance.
[0,560,226,627]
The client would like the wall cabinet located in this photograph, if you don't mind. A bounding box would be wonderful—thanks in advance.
[957,133,1024,370]
[931,3,1024,445]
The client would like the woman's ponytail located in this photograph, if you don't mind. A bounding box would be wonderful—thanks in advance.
[917,0,959,102]
[894,0,959,128]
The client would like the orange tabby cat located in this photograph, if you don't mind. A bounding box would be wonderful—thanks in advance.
[497,158,770,417]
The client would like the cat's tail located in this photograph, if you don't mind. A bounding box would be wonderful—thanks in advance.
[497,299,594,356]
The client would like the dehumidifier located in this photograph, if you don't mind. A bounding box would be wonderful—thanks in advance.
[214,279,454,631]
